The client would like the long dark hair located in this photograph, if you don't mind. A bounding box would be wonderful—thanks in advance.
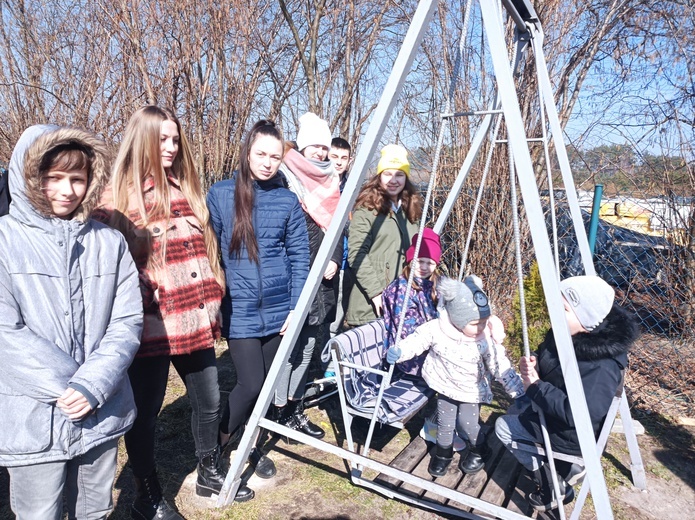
[230,120,284,263]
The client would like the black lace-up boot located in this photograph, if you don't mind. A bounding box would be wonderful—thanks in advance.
[131,471,184,520]
[196,446,254,502]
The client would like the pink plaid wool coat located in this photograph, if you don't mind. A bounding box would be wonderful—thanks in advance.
[97,176,223,357]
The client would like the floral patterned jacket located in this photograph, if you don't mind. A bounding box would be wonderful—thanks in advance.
[382,275,437,376]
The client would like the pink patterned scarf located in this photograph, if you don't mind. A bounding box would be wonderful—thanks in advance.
[280,148,340,230]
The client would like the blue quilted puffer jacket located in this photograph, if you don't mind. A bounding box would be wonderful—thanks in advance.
[207,173,310,339]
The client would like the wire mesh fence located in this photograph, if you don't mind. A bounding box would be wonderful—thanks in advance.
[419,181,695,419]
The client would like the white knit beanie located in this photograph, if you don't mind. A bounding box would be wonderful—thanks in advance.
[560,276,615,332]
[296,112,332,152]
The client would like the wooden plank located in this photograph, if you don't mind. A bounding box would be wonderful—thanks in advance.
[373,435,428,488]
[399,442,437,497]
[370,415,546,517]
[454,440,504,507]
[478,449,523,507]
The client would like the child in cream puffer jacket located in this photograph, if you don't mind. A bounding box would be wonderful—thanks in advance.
[386,275,524,477]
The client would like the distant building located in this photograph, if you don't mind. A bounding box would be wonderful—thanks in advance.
[597,195,692,244]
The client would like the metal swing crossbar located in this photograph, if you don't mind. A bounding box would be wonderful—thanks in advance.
[218,2,644,519]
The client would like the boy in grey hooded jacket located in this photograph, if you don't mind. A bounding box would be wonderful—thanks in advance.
[0,125,143,519]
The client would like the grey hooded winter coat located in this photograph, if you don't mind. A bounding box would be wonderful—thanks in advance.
[0,125,143,467]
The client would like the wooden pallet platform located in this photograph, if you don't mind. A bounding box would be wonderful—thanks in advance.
[372,431,561,519]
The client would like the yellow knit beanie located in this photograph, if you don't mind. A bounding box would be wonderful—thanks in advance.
[376,144,410,176]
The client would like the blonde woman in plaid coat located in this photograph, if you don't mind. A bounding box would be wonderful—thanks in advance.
[97,106,240,518]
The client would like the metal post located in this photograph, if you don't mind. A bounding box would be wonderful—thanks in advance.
[217,0,440,506]
[588,184,604,255]
[479,2,614,518]
[530,28,595,276]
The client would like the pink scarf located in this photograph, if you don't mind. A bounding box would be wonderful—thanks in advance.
[281,148,340,230]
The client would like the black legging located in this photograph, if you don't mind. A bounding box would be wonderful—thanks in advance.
[221,334,282,436]
[125,348,220,478]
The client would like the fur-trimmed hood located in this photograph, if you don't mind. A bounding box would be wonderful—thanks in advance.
[9,125,111,225]
[544,303,638,366]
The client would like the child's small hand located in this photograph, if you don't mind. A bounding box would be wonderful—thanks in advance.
[487,315,506,343]
[372,293,383,316]
[519,356,539,390]
[57,387,93,420]
[386,347,401,364]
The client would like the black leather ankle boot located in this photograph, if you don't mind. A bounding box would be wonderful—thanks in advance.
[459,443,489,474]
[131,471,184,520]
[250,447,277,479]
[291,406,326,439]
[428,444,454,477]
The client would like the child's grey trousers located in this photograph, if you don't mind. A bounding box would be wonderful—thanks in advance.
[7,438,118,520]
[436,394,482,448]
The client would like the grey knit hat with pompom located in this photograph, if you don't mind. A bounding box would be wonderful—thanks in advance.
[439,275,491,330]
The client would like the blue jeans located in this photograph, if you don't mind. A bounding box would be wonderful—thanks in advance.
[8,439,118,520]
[124,348,220,478]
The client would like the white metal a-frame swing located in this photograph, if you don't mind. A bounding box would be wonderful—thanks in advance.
[218,1,645,518]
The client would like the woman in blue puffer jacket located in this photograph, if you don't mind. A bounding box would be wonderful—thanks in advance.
[207,120,310,492]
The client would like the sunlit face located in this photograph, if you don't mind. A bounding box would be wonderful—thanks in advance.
[249,134,283,181]
[459,317,488,338]
[412,258,437,279]
[42,169,89,219]
[160,120,180,170]
[329,147,351,176]
[302,144,329,161]
[379,169,407,202]
[563,298,587,335]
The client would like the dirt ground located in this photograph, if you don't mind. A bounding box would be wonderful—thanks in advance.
[1,347,693,519]
[104,394,694,520]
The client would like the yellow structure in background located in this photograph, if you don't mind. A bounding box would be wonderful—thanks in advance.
[598,198,690,245]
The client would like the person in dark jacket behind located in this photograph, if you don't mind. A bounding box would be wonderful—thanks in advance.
[495,275,639,513]
[0,166,10,216]
[328,137,353,339]
[207,120,310,495]
[276,112,342,439]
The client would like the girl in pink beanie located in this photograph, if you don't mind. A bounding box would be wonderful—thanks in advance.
[381,228,442,377]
